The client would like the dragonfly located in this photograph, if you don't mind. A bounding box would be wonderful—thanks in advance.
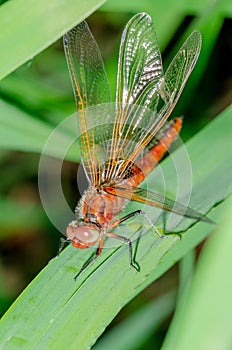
[63,12,212,278]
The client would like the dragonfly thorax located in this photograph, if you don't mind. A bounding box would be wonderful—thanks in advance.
[75,185,126,227]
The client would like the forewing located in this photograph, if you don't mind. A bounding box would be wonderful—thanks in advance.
[104,185,212,223]
[105,13,163,180]
[126,30,202,166]
[64,21,111,185]
[109,13,201,180]
[116,12,163,111]
[156,30,202,129]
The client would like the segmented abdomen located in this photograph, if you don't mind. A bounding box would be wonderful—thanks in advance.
[126,117,182,187]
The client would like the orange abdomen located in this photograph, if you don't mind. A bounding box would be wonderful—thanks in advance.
[127,117,182,187]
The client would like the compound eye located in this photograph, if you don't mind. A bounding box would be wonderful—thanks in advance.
[66,222,99,249]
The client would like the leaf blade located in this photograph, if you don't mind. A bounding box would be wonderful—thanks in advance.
[0,105,231,349]
[0,0,107,79]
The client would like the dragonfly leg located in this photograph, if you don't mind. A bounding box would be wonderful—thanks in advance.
[112,210,172,239]
[58,237,71,255]
[105,231,139,272]
[74,235,104,280]
[48,238,72,265]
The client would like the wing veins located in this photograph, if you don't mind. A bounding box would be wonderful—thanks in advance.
[104,185,212,223]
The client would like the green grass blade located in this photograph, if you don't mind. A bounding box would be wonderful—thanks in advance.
[0,105,231,349]
[0,100,79,161]
[0,0,107,80]
[161,201,232,350]
[93,291,176,350]
[178,249,195,300]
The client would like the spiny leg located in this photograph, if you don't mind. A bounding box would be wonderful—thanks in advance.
[49,238,71,263]
[111,209,169,239]
[106,210,178,272]
[58,238,71,255]
[74,210,176,279]
[105,231,139,272]
[74,235,104,280]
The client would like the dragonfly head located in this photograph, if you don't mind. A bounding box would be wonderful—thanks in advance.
[66,221,100,249]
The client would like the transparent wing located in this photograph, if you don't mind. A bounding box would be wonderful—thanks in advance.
[106,13,201,180]
[64,14,201,188]
[104,185,213,224]
[64,21,111,185]
[105,13,163,180]
[117,12,163,110]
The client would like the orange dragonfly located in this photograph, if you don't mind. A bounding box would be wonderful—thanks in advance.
[63,12,211,278]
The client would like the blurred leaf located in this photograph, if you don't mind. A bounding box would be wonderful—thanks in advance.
[0,0,108,79]
[0,68,72,121]
[161,199,232,350]
[102,0,232,18]
[102,0,232,49]
[0,104,231,349]
[101,1,185,49]
[178,249,195,300]
[172,4,224,115]
[0,100,79,161]
[93,291,176,350]
[0,197,46,238]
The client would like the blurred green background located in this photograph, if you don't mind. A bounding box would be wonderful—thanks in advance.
[0,0,231,348]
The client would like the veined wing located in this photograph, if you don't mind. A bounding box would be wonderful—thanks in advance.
[104,185,213,224]
[64,21,111,185]
[107,12,201,180]
[105,12,163,180]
